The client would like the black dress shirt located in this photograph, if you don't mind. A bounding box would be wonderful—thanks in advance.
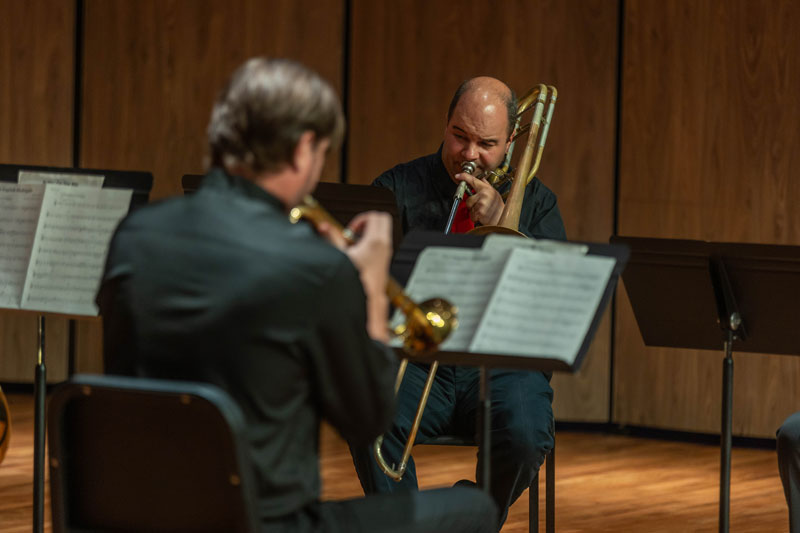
[97,168,397,521]
[373,146,566,240]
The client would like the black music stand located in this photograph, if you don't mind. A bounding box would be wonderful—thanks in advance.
[394,231,629,491]
[611,236,800,533]
[0,163,153,533]
[181,175,403,250]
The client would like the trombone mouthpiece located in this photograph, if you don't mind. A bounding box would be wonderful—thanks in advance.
[461,161,476,175]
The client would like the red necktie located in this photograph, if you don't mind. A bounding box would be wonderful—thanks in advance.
[450,198,475,234]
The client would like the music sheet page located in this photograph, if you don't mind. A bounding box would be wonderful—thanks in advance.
[482,233,589,255]
[20,185,132,315]
[17,170,105,187]
[391,247,511,351]
[0,184,45,309]
[468,247,616,364]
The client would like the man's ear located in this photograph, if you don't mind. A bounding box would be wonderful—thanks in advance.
[292,131,316,173]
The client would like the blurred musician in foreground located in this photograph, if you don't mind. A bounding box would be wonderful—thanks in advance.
[350,76,566,528]
[97,58,496,533]
[778,413,800,533]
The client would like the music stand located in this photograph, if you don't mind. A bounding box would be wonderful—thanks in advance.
[181,175,402,248]
[0,163,153,533]
[394,231,629,491]
[611,236,800,533]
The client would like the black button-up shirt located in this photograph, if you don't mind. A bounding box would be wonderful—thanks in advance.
[373,147,566,240]
[97,168,397,520]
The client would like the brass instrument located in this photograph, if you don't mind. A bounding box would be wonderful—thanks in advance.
[289,196,458,480]
[444,161,478,233]
[469,83,557,236]
[0,386,10,464]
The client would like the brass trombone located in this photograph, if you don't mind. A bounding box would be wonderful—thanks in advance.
[468,83,558,237]
[289,196,459,480]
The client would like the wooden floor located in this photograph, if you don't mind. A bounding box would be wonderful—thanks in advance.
[0,392,789,532]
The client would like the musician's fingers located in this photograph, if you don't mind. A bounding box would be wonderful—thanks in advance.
[317,221,349,251]
[348,211,392,240]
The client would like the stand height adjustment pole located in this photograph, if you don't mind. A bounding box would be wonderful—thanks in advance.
[33,315,46,533]
[719,311,740,533]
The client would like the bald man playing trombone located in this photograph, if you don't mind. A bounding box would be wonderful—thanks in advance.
[350,76,566,529]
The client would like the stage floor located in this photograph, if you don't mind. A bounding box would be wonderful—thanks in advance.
[0,392,788,532]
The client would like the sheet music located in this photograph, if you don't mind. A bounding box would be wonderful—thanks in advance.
[0,184,45,308]
[469,247,615,364]
[20,185,132,315]
[18,170,105,187]
[390,247,510,351]
[482,233,589,255]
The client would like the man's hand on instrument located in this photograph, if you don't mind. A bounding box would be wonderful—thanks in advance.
[454,173,504,226]
[344,212,392,273]
[315,221,349,251]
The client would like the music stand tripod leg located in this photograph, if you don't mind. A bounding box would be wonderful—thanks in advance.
[33,315,46,533]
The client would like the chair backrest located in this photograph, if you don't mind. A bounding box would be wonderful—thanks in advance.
[48,374,258,533]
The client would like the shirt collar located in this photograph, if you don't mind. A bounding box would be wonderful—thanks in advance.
[202,167,286,211]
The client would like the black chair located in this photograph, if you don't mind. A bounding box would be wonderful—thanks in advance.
[421,436,555,533]
[48,374,258,533]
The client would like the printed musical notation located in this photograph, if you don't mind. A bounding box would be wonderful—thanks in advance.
[0,183,132,315]
[0,184,44,308]
[469,248,615,364]
[391,247,510,352]
[395,240,615,365]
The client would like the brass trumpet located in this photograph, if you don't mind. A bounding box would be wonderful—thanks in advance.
[289,196,458,480]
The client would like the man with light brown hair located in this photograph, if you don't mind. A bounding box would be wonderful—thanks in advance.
[98,58,497,533]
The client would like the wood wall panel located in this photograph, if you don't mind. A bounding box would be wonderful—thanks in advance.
[615,0,800,437]
[81,0,344,199]
[75,0,345,373]
[349,0,619,421]
[0,0,75,383]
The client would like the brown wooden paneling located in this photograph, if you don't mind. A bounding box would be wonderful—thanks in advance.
[615,0,800,437]
[81,0,344,199]
[0,0,75,383]
[76,0,345,372]
[349,0,619,421]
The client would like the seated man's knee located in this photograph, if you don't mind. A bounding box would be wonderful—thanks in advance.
[510,427,552,468]
[492,411,553,469]
[491,372,553,465]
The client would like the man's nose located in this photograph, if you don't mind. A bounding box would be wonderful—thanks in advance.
[462,143,478,161]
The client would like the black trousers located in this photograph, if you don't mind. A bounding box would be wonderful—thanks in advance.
[778,412,800,533]
[261,486,497,533]
[350,364,554,529]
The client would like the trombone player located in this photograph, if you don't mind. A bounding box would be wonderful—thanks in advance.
[97,58,497,533]
[350,76,566,529]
